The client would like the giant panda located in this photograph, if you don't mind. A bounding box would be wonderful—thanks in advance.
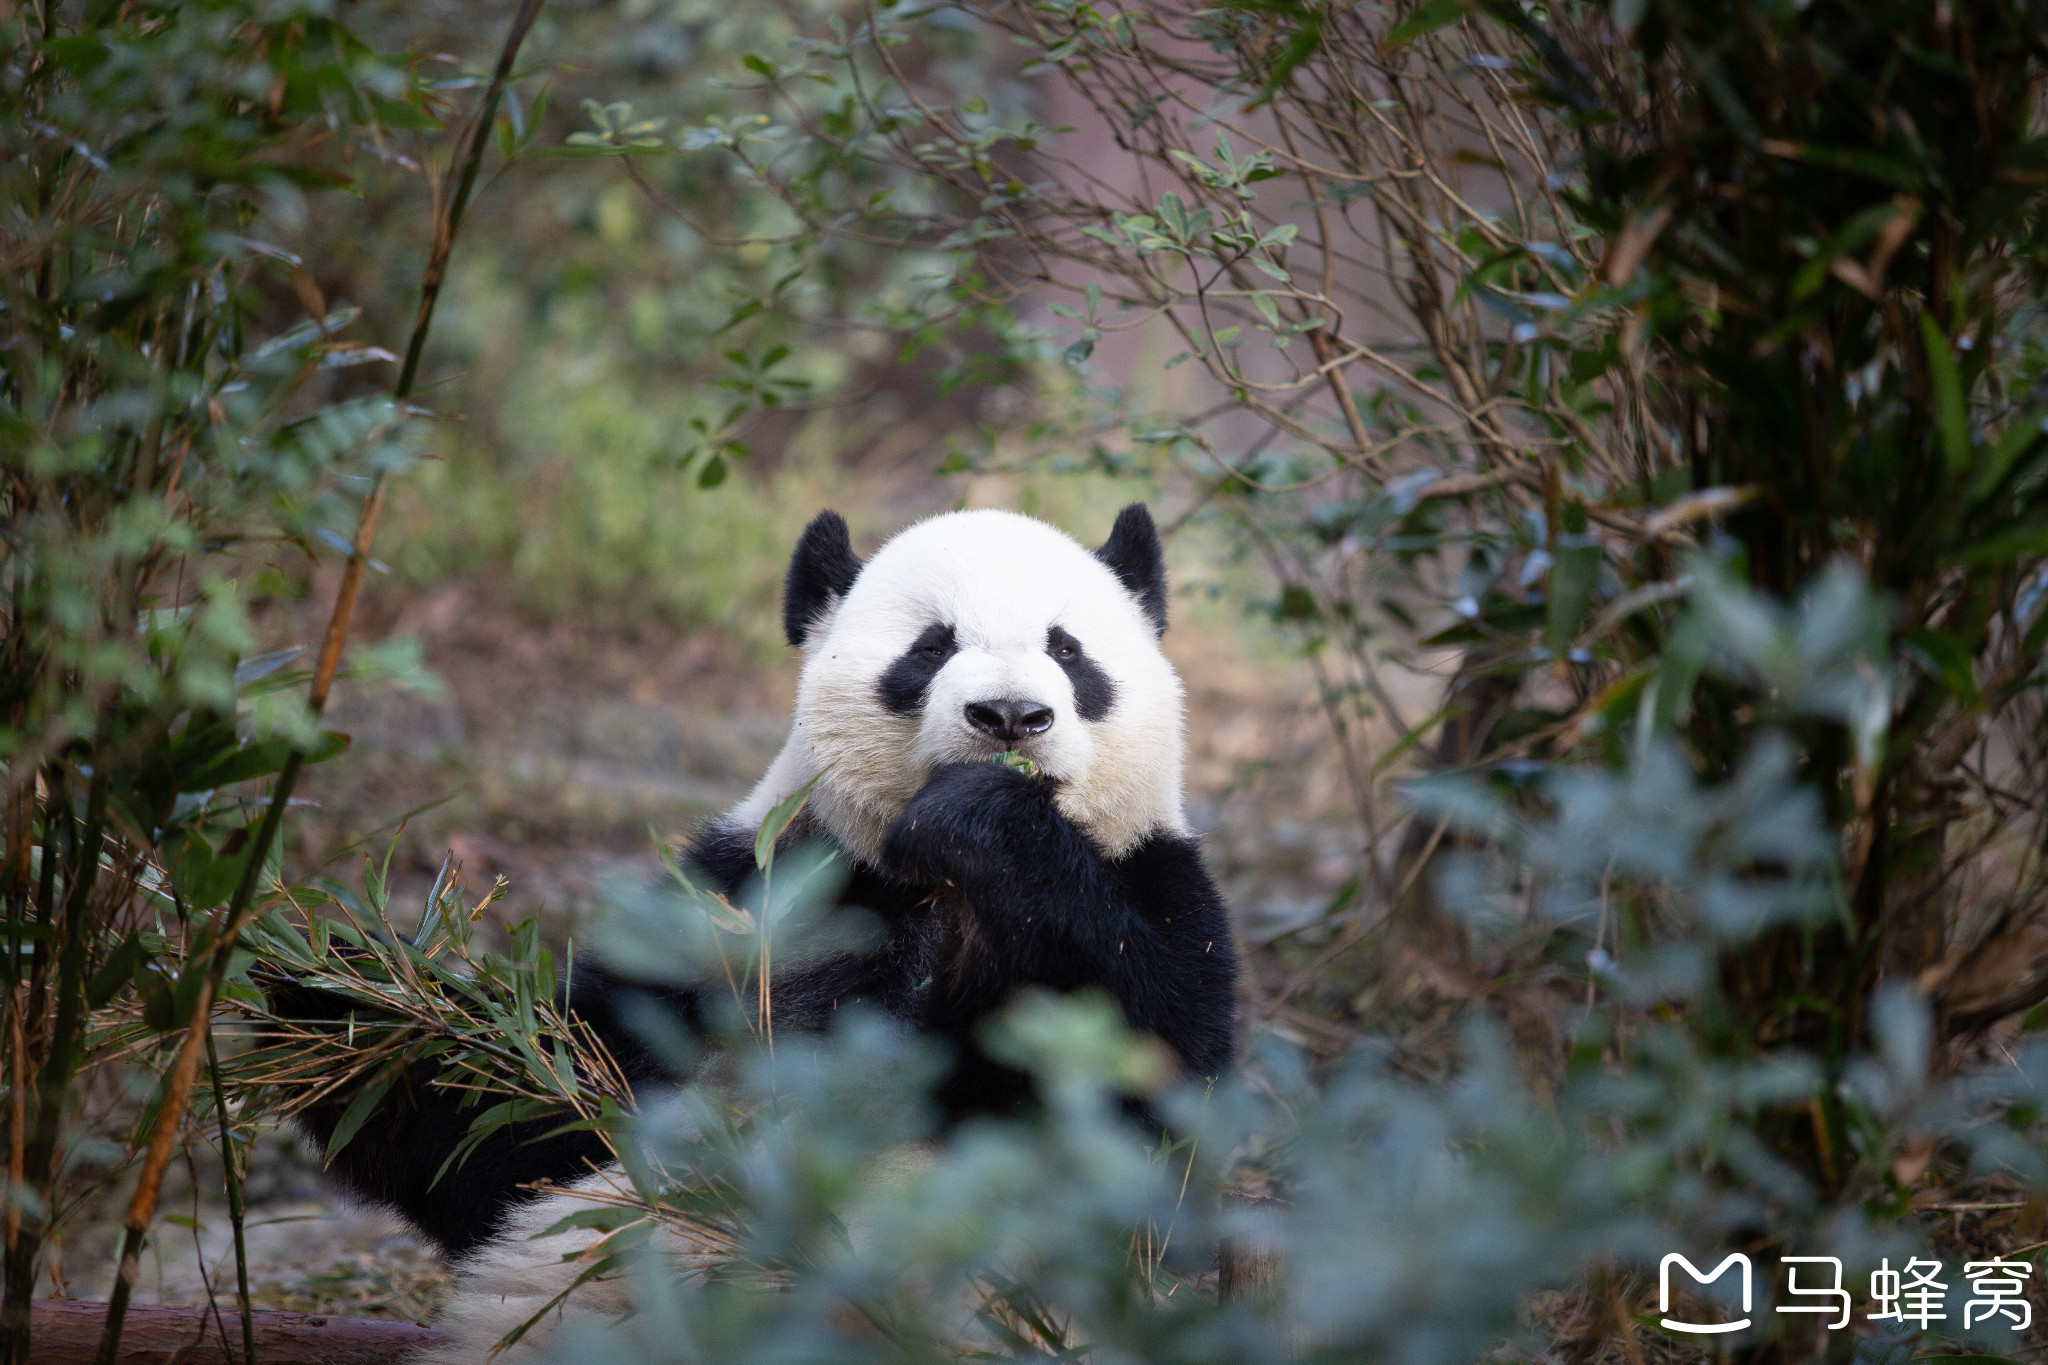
[273,503,1240,1359]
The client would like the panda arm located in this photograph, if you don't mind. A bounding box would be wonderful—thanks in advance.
[566,819,936,1066]
[880,763,1238,1076]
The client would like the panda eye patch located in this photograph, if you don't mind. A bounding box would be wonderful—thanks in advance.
[877,623,957,716]
[1046,625,1116,722]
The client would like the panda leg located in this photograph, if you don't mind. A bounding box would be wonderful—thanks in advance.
[262,971,665,1258]
[414,1166,730,1364]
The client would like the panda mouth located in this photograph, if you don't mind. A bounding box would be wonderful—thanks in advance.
[946,730,1053,774]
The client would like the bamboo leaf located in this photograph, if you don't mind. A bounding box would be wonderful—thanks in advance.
[1905,628,1981,707]
[86,932,154,1008]
[754,769,827,872]
[432,1097,558,1189]
[325,1061,402,1162]
[1920,312,1971,474]
[1544,543,1601,651]
[182,730,349,791]
[603,1096,664,1203]
[1384,0,1469,50]
[493,1252,637,1355]
[534,1206,641,1238]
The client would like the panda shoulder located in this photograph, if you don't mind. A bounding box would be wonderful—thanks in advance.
[1110,832,1226,907]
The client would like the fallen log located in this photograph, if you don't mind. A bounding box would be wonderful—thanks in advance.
[26,1299,444,1363]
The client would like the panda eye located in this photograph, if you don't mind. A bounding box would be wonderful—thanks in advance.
[921,642,947,658]
[1048,626,1087,664]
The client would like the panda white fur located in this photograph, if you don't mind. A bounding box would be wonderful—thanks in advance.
[271,503,1240,1360]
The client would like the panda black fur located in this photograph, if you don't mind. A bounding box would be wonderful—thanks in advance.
[273,503,1239,1355]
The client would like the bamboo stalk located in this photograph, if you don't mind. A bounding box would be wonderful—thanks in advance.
[207,1030,256,1365]
[2,774,31,1272]
[5,1004,21,1260]
[89,6,547,1363]
[3,771,106,1365]
[2,772,60,1350]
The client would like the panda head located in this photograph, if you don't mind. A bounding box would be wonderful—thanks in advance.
[738,504,1188,865]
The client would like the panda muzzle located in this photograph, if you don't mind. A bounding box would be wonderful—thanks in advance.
[964,697,1054,744]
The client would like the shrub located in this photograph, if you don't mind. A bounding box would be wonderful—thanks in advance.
[514,0,2048,1360]
[0,0,544,1356]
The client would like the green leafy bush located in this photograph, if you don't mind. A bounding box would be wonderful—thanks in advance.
[9,0,2046,1361]
[495,0,2048,1360]
[0,0,546,1356]
[275,577,2041,1359]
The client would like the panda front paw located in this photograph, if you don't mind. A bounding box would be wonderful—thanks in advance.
[879,761,1048,886]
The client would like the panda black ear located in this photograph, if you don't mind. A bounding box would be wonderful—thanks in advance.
[1095,502,1168,637]
[783,510,864,648]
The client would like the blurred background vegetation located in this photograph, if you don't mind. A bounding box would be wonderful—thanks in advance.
[6,0,2048,1362]
[277,0,1342,938]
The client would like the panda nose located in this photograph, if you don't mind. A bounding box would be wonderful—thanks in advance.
[965,698,1055,743]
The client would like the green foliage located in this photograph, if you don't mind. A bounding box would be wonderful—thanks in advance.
[299,696,2045,1363]
[0,0,527,1355]
[12,0,2033,1360]
[391,371,842,650]
[1,1,414,774]
[314,0,1031,643]
[503,0,2048,1360]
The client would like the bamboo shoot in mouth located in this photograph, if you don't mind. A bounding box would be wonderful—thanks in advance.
[990,749,1042,779]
